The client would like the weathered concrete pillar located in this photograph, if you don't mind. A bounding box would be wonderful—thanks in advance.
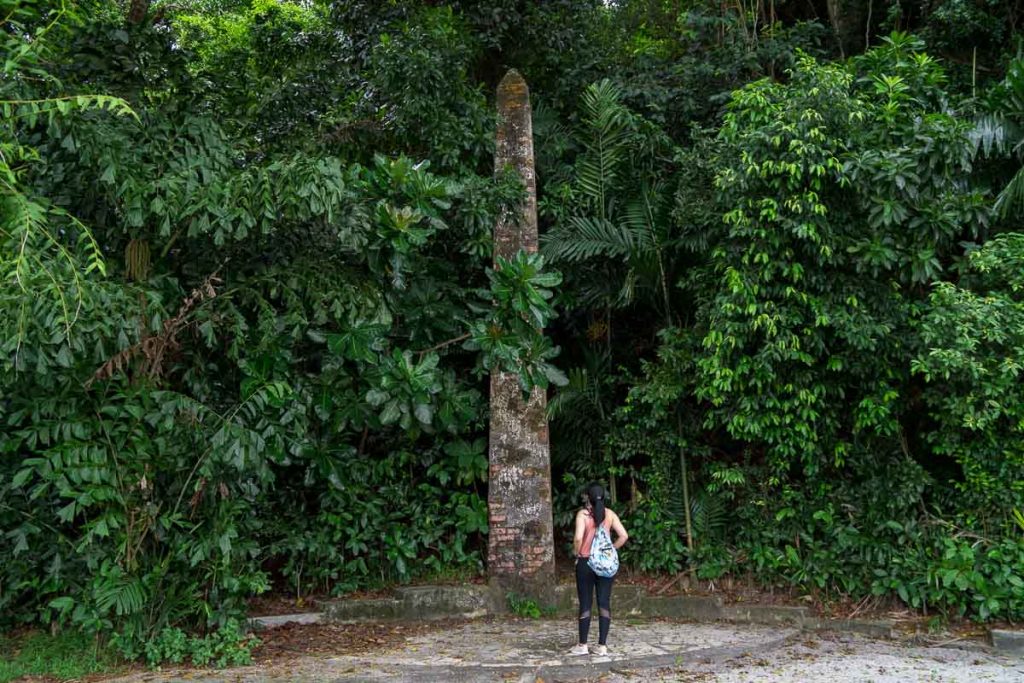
[487,70,555,603]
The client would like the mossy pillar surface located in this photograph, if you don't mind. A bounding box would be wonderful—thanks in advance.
[487,70,555,602]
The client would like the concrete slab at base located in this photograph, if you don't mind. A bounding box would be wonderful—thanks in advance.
[811,618,895,639]
[249,613,322,630]
[319,584,897,641]
[722,604,808,625]
[552,583,645,616]
[321,596,405,623]
[394,585,495,619]
[991,629,1024,655]
[640,594,724,620]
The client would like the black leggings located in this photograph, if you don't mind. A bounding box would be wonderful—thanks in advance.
[575,558,613,645]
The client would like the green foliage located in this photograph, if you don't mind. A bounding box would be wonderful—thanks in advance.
[468,250,567,394]
[547,21,1024,623]
[0,1,133,344]
[978,56,1024,219]
[0,0,555,653]
[133,620,259,669]
[266,438,490,595]
[542,78,677,314]
[8,0,1024,652]
[506,591,555,618]
[506,592,542,618]
[700,35,986,471]
[0,630,121,683]
[913,233,1024,513]
[620,499,687,574]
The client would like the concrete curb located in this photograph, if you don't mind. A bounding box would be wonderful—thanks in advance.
[990,629,1024,656]
[248,612,322,630]
[309,584,901,640]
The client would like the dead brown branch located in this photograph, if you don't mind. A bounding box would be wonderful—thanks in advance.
[86,269,223,388]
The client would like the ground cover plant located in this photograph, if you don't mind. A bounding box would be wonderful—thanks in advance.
[4,0,1024,671]
[0,630,123,682]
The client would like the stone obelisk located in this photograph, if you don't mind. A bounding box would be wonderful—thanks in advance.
[487,70,555,603]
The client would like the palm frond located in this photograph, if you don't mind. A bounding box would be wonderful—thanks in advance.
[94,574,147,617]
[1000,57,1024,121]
[613,267,638,307]
[577,79,630,217]
[622,185,666,252]
[542,216,648,262]
[547,367,599,421]
[548,349,613,423]
[573,276,633,310]
[666,484,728,542]
[996,165,1024,218]
[533,100,573,155]
[970,113,1024,159]
[689,487,728,541]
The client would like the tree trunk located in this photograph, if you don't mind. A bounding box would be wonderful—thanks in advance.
[487,70,556,605]
[826,0,868,57]
[127,0,149,25]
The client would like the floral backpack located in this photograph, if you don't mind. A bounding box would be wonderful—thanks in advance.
[587,519,619,578]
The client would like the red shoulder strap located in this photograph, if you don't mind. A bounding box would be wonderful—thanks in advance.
[580,512,596,553]
[581,511,610,554]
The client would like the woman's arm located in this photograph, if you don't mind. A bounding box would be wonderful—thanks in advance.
[572,510,586,556]
[610,511,629,550]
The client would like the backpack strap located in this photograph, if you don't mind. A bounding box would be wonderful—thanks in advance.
[579,511,596,557]
[580,511,613,557]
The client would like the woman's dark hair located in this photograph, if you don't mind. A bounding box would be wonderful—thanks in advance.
[586,482,606,527]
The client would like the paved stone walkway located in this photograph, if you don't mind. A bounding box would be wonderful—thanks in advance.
[108,618,1023,682]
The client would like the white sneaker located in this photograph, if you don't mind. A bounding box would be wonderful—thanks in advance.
[590,644,608,656]
[568,644,589,656]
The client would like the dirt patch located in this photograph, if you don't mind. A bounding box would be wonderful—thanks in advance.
[250,619,474,662]
[625,572,925,622]
[97,619,481,682]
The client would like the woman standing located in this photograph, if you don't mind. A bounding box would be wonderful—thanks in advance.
[569,482,629,656]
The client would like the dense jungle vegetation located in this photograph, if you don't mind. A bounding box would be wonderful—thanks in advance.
[5,0,1024,663]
